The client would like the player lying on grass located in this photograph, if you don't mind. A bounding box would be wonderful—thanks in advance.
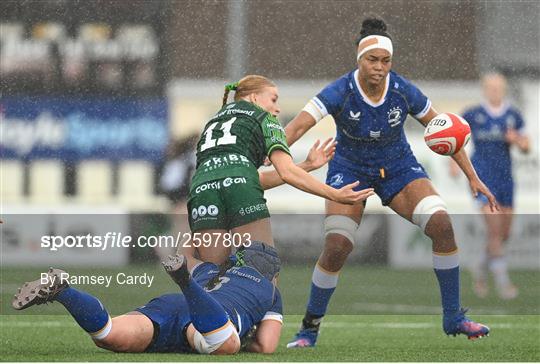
[12,242,283,355]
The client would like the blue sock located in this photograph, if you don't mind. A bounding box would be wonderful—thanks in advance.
[306,263,339,317]
[55,287,111,338]
[433,251,461,316]
[307,284,336,316]
[182,280,229,334]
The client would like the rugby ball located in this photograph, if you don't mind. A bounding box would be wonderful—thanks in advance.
[424,113,471,155]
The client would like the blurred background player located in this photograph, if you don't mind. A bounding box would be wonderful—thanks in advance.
[285,17,496,347]
[186,75,374,264]
[12,243,283,355]
[454,72,530,299]
[156,134,198,261]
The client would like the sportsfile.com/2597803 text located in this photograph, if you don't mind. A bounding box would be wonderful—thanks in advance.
[40,232,252,251]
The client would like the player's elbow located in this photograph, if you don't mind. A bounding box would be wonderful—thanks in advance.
[277,169,294,184]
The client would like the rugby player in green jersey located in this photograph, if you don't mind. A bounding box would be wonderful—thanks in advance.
[186,75,374,264]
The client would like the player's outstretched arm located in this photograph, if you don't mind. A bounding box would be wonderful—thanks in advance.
[284,111,317,146]
[245,320,282,354]
[259,138,336,190]
[269,149,374,204]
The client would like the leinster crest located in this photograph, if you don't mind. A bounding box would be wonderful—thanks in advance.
[387,106,402,127]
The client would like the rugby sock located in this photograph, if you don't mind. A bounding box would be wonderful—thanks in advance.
[489,256,511,287]
[55,288,111,339]
[305,263,339,321]
[181,278,231,338]
[473,250,489,282]
[433,250,461,316]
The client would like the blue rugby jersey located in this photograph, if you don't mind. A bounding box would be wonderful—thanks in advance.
[462,103,525,183]
[193,262,283,338]
[306,70,430,173]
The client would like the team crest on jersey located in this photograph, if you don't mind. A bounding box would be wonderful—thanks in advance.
[349,110,361,121]
[369,130,381,140]
[226,103,236,109]
[329,173,344,187]
[387,106,402,127]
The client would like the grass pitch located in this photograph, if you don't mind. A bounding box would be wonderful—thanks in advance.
[1,265,539,361]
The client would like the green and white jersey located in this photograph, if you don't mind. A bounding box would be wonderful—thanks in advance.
[191,100,290,186]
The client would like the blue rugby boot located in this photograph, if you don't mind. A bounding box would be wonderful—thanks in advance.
[443,308,490,340]
[287,316,322,348]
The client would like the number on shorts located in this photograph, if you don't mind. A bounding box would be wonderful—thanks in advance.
[200,117,237,152]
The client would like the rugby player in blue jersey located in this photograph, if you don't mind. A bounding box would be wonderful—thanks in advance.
[13,243,283,355]
[285,17,497,347]
[458,72,529,299]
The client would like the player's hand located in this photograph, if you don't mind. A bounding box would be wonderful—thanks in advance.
[469,178,499,212]
[332,182,374,205]
[304,138,337,171]
[505,128,519,144]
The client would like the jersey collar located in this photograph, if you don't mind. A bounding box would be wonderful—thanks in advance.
[482,101,510,118]
[353,69,390,108]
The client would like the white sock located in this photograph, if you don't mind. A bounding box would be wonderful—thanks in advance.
[489,257,511,287]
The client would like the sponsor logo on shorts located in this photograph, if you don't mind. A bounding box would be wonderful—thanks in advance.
[208,205,219,216]
[198,205,207,217]
[329,173,344,187]
[411,166,423,173]
[239,203,267,216]
[192,205,220,220]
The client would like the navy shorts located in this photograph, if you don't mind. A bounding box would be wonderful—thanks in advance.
[135,293,193,353]
[476,178,514,208]
[326,156,429,206]
[135,263,218,353]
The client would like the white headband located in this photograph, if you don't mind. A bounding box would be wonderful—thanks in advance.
[356,35,393,61]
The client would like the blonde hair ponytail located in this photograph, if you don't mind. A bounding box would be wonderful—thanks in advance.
[222,75,275,107]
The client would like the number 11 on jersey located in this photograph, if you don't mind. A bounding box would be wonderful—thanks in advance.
[200,117,237,152]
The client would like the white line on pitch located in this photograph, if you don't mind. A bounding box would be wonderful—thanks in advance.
[2,321,537,329]
[351,302,511,315]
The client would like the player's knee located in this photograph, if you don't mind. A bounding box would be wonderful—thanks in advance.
[213,331,241,355]
[424,211,454,241]
[324,236,354,257]
[193,322,239,355]
[93,324,141,353]
[324,215,358,247]
[94,331,128,352]
[412,195,448,233]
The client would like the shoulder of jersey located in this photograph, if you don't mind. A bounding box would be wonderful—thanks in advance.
[507,105,522,116]
[387,71,411,92]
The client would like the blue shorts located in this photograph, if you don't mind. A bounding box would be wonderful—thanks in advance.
[135,293,193,353]
[476,178,514,208]
[135,263,218,353]
[326,156,429,206]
